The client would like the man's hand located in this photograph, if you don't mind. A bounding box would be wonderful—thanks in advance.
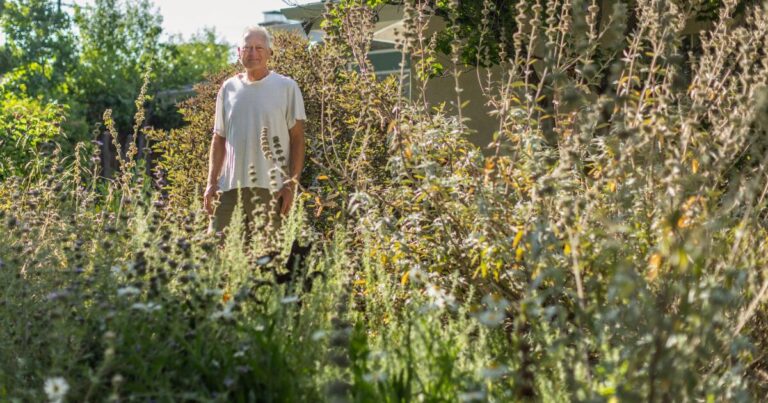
[205,134,226,215]
[275,181,296,215]
[203,183,219,215]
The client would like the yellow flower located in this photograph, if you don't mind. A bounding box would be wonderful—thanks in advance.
[647,253,663,281]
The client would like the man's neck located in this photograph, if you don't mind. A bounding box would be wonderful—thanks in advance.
[245,68,269,82]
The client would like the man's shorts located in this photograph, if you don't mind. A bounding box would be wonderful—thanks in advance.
[209,187,282,237]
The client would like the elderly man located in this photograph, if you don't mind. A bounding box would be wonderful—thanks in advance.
[204,26,306,236]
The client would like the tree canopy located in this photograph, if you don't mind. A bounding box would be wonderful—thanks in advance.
[1,0,231,140]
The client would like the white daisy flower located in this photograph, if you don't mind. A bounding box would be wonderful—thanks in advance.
[478,310,505,327]
[44,376,69,403]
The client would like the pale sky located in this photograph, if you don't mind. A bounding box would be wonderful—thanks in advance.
[70,0,319,45]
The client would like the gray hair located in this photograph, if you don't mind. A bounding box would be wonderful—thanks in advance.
[241,26,272,49]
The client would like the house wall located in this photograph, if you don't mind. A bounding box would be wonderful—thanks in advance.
[276,1,746,153]
[415,16,503,151]
[417,55,504,151]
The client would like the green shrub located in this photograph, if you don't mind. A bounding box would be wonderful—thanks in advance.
[0,89,67,179]
[145,65,237,206]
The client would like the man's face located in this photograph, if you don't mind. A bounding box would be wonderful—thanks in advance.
[238,32,271,71]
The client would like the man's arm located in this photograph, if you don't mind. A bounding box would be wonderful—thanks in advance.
[203,134,226,215]
[287,120,305,184]
[277,120,305,215]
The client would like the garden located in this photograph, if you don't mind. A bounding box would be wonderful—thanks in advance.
[2,0,768,401]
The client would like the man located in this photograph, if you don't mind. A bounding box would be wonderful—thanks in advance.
[204,26,306,236]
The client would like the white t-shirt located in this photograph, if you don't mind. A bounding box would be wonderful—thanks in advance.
[213,71,306,192]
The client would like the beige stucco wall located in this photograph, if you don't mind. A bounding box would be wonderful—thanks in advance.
[416,60,504,150]
[409,15,504,151]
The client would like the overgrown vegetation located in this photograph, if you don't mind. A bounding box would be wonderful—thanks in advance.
[3,0,768,401]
